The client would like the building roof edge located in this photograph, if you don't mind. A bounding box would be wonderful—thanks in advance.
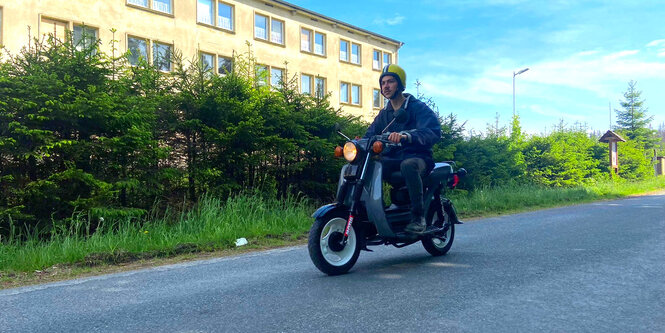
[269,0,404,48]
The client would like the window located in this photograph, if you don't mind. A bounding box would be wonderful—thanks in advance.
[152,0,172,14]
[200,52,214,72]
[127,0,172,14]
[351,43,361,65]
[314,32,325,56]
[255,64,268,86]
[218,56,233,75]
[255,13,284,45]
[271,19,284,44]
[128,0,148,7]
[301,28,311,52]
[302,29,326,56]
[254,14,267,40]
[351,85,361,105]
[340,82,349,104]
[0,7,3,46]
[40,17,68,42]
[153,42,172,71]
[270,67,284,87]
[339,40,349,62]
[127,36,148,66]
[315,77,326,98]
[383,53,392,66]
[301,74,312,95]
[373,50,381,70]
[217,2,233,31]
[198,1,234,31]
[197,0,214,25]
[373,89,381,108]
[73,25,98,51]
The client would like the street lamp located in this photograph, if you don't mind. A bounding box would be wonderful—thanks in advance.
[513,67,529,118]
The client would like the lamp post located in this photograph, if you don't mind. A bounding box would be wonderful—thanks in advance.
[512,67,529,118]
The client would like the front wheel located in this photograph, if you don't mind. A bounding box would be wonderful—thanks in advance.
[308,211,361,275]
[422,200,455,256]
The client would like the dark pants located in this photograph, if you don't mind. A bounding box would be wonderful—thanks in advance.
[384,157,429,217]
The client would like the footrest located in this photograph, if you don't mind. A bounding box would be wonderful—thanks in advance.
[422,226,445,235]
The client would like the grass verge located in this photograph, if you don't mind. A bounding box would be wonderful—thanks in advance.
[1,177,664,288]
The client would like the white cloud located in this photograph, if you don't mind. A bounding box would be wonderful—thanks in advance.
[373,15,405,26]
[647,39,665,57]
[528,104,587,121]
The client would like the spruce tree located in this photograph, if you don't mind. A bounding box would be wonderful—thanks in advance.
[614,80,658,148]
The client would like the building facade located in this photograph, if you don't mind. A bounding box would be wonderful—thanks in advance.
[0,0,402,120]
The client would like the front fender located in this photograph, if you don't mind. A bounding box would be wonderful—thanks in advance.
[311,203,346,219]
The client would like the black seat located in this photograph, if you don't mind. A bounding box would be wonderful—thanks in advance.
[385,162,453,189]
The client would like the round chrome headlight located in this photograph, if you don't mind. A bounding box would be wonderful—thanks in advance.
[343,142,358,162]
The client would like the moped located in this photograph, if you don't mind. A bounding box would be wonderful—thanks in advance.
[308,130,467,275]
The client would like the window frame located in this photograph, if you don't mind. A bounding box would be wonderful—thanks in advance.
[301,28,327,57]
[216,1,234,32]
[351,84,361,106]
[152,40,173,72]
[383,52,392,67]
[301,73,313,95]
[300,27,312,53]
[39,16,69,43]
[72,24,99,54]
[217,55,233,75]
[339,39,349,62]
[373,88,382,109]
[126,34,174,72]
[350,43,361,65]
[254,12,285,46]
[199,51,215,73]
[270,18,284,45]
[197,0,214,25]
[255,64,269,87]
[270,67,285,88]
[126,0,174,16]
[0,7,3,47]
[254,13,268,40]
[340,82,350,104]
[127,35,150,66]
[372,50,381,70]
[315,76,326,98]
[196,0,235,32]
[314,32,326,56]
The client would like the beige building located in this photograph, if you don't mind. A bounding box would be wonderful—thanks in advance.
[0,0,402,119]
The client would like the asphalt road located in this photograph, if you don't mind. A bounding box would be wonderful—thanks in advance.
[2,194,664,332]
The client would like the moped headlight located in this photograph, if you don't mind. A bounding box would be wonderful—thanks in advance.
[343,142,357,162]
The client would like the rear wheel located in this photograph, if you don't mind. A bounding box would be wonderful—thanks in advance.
[422,199,455,256]
[308,211,361,275]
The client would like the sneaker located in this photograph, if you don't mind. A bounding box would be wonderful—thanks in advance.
[405,216,426,234]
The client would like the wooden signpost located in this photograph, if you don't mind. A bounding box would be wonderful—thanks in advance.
[598,130,626,176]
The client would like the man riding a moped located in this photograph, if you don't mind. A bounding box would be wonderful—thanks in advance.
[308,64,466,275]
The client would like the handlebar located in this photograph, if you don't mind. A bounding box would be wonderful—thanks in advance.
[376,133,402,147]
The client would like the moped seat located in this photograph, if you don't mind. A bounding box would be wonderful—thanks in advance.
[424,162,453,187]
[386,162,453,189]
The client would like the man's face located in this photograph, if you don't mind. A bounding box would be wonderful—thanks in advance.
[381,76,399,99]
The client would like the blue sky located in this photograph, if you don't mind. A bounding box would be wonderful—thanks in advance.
[289,0,665,134]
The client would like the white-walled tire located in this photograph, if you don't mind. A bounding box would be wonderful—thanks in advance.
[308,212,361,275]
[422,200,455,256]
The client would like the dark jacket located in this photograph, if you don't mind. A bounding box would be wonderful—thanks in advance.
[363,93,441,168]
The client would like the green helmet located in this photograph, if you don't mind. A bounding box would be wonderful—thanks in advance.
[379,64,407,91]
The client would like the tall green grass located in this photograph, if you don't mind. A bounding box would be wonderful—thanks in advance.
[0,193,313,273]
[451,177,665,217]
[1,177,664,274]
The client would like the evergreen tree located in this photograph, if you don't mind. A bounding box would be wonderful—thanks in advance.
[614,80,658,148]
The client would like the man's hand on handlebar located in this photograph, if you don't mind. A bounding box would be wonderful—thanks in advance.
[387,132,406,144]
